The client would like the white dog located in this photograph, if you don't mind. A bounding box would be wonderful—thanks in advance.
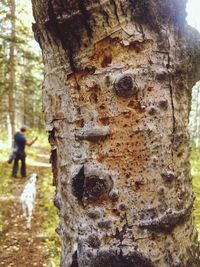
[20,173,37,229]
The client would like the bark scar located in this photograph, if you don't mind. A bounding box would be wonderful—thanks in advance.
[77,0,93,38]
[167,53,176,168]
[138,201,193,232]
[153,49,175,166]
[47,0,75,71]
[110,0,120,22]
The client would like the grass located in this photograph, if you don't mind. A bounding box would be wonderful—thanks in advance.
[39,170,61,267]
[191,148,200,239]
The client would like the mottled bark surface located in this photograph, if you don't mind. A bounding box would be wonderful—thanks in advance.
[31,0,200,266]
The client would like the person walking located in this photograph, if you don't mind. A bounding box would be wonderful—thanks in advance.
[11,125,37,178]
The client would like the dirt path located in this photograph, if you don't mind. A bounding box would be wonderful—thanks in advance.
[0,147,60,267]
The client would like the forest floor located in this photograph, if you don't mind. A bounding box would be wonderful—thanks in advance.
[0,136,60,267]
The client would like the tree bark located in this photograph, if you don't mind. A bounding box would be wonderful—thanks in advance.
[31,0,200,266]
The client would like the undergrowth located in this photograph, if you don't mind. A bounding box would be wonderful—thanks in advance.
[191,147,200,240]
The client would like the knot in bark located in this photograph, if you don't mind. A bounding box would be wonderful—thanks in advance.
[114,75,137,98]
[71,165,113,205]
[161,171,175,182]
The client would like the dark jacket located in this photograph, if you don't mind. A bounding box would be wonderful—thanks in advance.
[14,132,27,157]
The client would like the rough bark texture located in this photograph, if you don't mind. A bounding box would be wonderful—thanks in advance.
[31,0,200,266]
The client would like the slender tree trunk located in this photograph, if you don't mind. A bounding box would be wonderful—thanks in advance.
[8,0,16,139]
[0,40,6,127]
[6,113,12,148]
[32,1,200,266]
[23,55,27,126]
[195,88,200,148]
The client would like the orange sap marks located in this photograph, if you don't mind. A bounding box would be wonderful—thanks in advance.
[90,37,118,68]
[95,112,149,174]
[94,93,142,120]
[87,84,101,104]
[97,136,148,174]
[127,100,146,113]
[101,55,112,68]
[74,118,84,128]
[90,37,153,68]
[67,66,96,81]
[98,152,147,175]
[87,84,101,93]
[99,116,110,126]
[129,40,153,53]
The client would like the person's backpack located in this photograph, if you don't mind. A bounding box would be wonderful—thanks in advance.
[7,146,18,164]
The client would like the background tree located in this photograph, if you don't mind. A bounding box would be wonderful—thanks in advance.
[0,0,43,145]
[8,0,16,139]
[31,0,200,266]
[189,82,200,148]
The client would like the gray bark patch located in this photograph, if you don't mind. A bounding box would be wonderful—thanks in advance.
[75,124,110,142]
[139,203,192,232]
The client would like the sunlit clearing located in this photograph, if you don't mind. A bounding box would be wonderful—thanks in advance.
[187,0,200,32]
[16,0,40,52]
[26,159,51,168]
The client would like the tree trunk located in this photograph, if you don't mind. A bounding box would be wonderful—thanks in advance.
[195,87,200,148]
[0,40,6,127]
[31,1,200,266]
[8,0,16,139]
[6,113,12,148]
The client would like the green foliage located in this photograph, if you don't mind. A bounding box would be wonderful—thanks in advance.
[0,0,43,129]
[39,172,61,267]
[191,148,200,240]
[27,128,50,149]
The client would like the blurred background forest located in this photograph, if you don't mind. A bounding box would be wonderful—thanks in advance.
[0,0,43,147]
[190,81,200,148]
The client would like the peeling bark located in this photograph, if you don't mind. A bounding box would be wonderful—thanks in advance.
[31,0,200,266]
